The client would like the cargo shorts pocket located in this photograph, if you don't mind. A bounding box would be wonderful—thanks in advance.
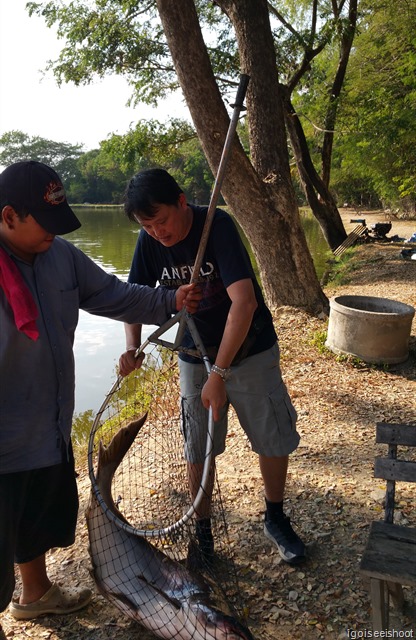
[267,384,299,456]
[180,395,209,463]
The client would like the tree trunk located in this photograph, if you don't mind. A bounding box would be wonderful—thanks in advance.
[282,90,347,250]
[321,0,358,189]
[269,0,357,252]
[156,0,328,315]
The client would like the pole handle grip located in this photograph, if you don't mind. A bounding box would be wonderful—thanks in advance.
[231,73,250,109]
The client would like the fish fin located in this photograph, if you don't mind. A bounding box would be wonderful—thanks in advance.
[112,591,143,612]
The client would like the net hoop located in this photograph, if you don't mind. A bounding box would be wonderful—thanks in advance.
[87,311,215,538]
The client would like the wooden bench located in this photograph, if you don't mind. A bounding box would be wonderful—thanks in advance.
[359,422,416,631]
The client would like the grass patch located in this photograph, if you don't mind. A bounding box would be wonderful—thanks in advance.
[72,409,94,460]
[309,328,330,354]
[324,245,390,289]
[309,327,392,371]
[323,247,359,287]
[71,349,178,463]
[332,352,391,371]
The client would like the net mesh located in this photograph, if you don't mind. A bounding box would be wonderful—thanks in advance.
[87,334,254,639]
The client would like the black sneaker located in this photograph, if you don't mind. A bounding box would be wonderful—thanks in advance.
[187,537,215,571]
[187,519,215,571]
[264,515,306,565]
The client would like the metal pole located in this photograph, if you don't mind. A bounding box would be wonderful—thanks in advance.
[173,73,250,349]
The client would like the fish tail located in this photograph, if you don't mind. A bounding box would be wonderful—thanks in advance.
[97,413,148,481]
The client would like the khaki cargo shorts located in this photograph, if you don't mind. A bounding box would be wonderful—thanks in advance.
[179,343,300,464]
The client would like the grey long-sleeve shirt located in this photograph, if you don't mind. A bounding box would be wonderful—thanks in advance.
[0,237,175,474]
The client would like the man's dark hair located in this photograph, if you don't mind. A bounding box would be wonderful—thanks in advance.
[124,168,184,222]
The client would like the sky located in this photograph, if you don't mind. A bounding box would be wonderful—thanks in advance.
[0,0,190,154]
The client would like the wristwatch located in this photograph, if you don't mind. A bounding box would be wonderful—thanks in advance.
[211,364,231,381]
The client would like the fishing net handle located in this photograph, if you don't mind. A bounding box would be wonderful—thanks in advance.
[88,313,216,538]
[190,73,249,285]
[173,74,249,350]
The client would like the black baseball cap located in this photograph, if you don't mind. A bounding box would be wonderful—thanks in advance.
[0,160,81,235]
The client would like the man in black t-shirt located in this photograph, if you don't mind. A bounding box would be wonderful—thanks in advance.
[119,169,306,567]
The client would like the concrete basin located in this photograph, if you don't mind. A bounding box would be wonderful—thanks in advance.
[326,295,415,364]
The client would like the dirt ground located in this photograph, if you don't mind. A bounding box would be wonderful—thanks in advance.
[2,210,415,640]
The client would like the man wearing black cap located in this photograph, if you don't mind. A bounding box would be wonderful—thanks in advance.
[0,161,200,629]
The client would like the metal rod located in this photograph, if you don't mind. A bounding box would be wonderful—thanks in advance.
[173,73,250,349]
[191,74,250,283]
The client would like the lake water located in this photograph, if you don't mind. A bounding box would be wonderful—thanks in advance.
[67,207,328,417]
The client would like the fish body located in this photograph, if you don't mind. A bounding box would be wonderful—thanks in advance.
[86,415,255,640]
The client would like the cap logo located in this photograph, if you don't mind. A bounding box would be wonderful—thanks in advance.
[44,181,66,206]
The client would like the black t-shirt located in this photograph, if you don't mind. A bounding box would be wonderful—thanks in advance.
[128,205,276,362]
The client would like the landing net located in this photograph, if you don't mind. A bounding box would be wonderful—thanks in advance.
[87,312,254,639]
